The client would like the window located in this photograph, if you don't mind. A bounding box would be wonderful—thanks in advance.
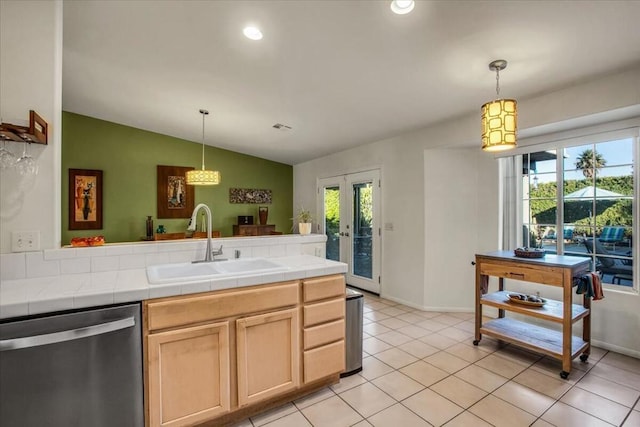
[519,136,637,290]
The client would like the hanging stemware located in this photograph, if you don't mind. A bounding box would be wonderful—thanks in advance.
[15,142,38,177]
[0,139,17,170]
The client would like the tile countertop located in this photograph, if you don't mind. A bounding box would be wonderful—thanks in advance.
[0,255,347,320]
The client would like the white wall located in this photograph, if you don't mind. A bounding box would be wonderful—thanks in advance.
[0,0,63,254]
[294,65,640,355]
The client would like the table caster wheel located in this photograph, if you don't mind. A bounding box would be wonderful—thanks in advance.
[560,371,569,379]
[473,340,480,346]
[579,354,589,362]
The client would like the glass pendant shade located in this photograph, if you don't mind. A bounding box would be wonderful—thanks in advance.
[481,98,517,152]
[185,169,220,185]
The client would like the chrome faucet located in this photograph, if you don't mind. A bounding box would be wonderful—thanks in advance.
[188,203,218,263]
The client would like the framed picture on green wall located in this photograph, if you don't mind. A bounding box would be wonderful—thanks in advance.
[157,165,195,218]
[69,168,103,230]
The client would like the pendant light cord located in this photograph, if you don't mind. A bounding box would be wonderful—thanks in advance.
[201,112,206,170]
[495,68,501,97]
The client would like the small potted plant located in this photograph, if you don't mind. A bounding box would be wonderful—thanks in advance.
[294,207,313,235]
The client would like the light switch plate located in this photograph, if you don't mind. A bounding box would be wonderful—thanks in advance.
[11,231,41,252]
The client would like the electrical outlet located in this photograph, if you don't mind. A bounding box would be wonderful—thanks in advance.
[11,231,41,252]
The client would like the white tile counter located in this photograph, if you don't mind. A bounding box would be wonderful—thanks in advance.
[0,235,346,319]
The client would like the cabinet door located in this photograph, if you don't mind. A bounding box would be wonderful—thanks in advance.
[236,308,300,407]
[147,322,230,427]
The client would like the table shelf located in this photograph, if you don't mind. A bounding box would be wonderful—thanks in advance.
[481,291,590,324]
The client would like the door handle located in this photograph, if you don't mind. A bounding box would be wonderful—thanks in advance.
[0,317,136,351]
[344,232,350,237]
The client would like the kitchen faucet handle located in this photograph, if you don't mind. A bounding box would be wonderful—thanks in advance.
[212,245,223,256]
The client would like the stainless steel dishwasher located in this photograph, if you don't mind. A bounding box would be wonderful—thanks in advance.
[0,303,144,427]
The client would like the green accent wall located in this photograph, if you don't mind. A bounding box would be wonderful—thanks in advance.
[62,112,293,244]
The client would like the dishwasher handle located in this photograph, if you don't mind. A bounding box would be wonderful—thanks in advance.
[0,316,136,351]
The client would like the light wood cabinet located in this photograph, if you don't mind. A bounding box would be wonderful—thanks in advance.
[302,275,346,383]
[143,275,346,426]
[147,322,230,427]
[236,308,300,407]
[232,224,276,236]
[474,251,591,379]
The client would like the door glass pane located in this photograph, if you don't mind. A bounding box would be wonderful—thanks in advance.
[523,151,557,251]
[324,186,340,262]
[352,182,372,279]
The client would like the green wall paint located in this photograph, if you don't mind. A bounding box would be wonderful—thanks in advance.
[62,112,293,244]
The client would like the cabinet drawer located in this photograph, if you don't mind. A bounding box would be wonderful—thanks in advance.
[480,263,563,286]
[303,275,345,302]
[303,298,345,327]
[146,281,299,331]
[303,340,345,384]
[304,319,345,350]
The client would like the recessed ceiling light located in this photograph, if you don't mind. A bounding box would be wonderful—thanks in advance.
[390,0,415,15]
[243,26,263,40]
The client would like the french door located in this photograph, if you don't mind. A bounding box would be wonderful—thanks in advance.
[318,170,381,294]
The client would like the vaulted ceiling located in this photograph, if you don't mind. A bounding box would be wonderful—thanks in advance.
[63,1,640,165]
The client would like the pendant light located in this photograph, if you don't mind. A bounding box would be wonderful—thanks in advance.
[186,109,220,185]
[481,59,517,152]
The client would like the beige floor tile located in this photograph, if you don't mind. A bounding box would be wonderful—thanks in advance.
[373,348,418,369]
[360,355,395,380]
[454,365,507,393]
[351,421,374,427]
[542,401,612,427]
[251,403,298,426]
[560,386,631,426]
[600,351,640,375]
[363,337,393,355]
[475,353,529,379]
[397,324,430,339]
[371,371,425,401]
[588,345,608,361]
[411,310,441,319]
[492,381,555,417]
[417,319,449,332]
[530,357,588,384]
[590,361,640,391]
[330,373,368,394]
[430,375,487,408]
[625,411,640,427]
[364,322,392,336]
[512,367,572,399]
[339,382,395,418]
[473,336,508,352]
[362,317,374,325]
[300,395,362,427]
[452,320,475,333]
[494,344,542,366]
[424,351,470,374]
[263,411,311,427]
[398,339,439,359]
[379,306,410,316]
[230,419,253,427]
[430,314,464,326]
[378,317,412,330]
[420,332,458,349]
[530,419,556,427]
[576,372,640,408]
[636,398,640,411]
[444,342,491,363]
[293,387,334,409]
[438,327,473,342]
[368,403,431,427]
[364,311,391,322]
[365,301,391,310]
[469,395,537,427]
[449,312,475,321]
[402,389,464,427]
[400,360,450,387]
[397,312,428,324]
[442,410,493,427]
[376,330,413,346]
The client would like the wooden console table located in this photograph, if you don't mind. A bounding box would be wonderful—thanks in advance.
[474,251,591,379]
[233,224,277,236]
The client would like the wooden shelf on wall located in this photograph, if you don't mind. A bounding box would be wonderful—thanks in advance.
[144,231,221,241]
[0,110,48,145]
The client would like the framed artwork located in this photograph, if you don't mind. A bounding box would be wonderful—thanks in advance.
[229,188,272,204]
[157,165,195,218]
[69,169,103,230]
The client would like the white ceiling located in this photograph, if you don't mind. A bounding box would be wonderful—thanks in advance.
[62,0,640,165]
